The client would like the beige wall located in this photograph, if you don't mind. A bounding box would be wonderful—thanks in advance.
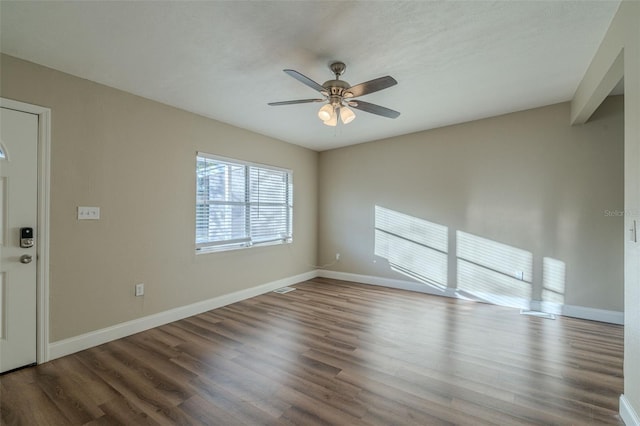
[319,98,624,313]
[571,0,640,424]
[0,54,318,342]
[571,0,640,420]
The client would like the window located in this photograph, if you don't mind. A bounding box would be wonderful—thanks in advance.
[196,152,292,252]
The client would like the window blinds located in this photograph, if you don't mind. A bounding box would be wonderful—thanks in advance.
[196,153,292,251]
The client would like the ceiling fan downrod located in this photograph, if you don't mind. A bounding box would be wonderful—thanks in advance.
[330,61,346,79]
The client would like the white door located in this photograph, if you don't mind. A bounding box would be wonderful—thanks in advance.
[0,107,38,373]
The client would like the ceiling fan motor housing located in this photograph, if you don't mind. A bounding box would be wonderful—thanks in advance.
[323,79,351,106]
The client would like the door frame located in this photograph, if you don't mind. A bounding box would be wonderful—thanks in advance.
[1,97,51,364]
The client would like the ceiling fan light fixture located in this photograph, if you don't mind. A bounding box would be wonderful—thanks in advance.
[323,111,338,126]
[340,106,356,124]
[318,104,334,121]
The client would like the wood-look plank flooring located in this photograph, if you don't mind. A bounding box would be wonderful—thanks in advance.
[0,278,624,425]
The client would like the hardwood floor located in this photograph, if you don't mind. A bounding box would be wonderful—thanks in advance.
[0,278,624,425]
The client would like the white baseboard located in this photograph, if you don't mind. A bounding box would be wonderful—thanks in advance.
[318,270,457,298]
[621,394,640,426]
[47,268,623,361]
[317,270,623,325]
[562,304,624,325]
[48,270,318,361]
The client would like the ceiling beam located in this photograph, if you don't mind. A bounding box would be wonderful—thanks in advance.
[570,0,625,126]
[571,49,623,125]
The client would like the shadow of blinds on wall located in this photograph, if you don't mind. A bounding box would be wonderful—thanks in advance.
[456,231,533,309]
[374,205,448,289]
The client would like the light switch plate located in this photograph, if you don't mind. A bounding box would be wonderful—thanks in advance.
[78,206,100,220]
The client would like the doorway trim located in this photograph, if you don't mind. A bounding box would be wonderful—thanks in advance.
[1,97,51,364]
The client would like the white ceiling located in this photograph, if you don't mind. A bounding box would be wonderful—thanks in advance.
[0,1,620,151]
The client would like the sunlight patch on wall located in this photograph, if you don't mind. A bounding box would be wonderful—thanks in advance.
[542,257,566,307]
[374,206,448,288]
[457,260,532,308]
[456,231,533,309]
[373,209,567,313]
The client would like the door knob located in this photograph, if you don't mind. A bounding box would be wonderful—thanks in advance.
[20,254,33,264]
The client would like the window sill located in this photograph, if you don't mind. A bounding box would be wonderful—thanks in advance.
[195,239,292,255]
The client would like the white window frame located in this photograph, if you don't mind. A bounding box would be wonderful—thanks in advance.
[195,152,293,254]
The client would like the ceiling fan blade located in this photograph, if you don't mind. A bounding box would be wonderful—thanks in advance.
[268,99,324,106]
[346,76,397,98]
[350,100,400,119]
[283,69,326,92]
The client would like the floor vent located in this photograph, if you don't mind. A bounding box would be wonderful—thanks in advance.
[520,309,556,320]
[273,286,296,294]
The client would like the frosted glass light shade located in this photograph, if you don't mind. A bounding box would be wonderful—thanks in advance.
[323,112,338,126]
[318,104,334,121]
[340,106,356,124]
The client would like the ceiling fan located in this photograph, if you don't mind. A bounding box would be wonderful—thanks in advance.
[268,61,400,126]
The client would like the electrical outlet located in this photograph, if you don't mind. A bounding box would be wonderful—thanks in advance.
[336,253,341,261]
[135,283,144,297]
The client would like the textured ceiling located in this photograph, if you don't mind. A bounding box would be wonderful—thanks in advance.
[0,1,620,151]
